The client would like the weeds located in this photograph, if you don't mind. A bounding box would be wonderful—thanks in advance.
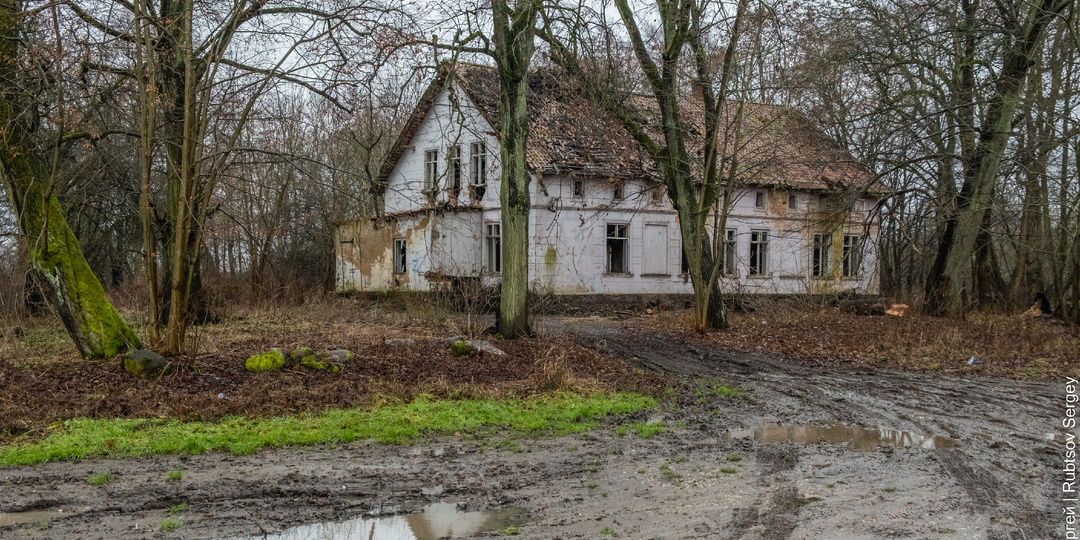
[660,463,678,480]
[87,472,113,485]
[166,470,182,482]
[826,483,835,488]
[500,525,520,535]
[586,481,597,489]
[600,527,614,535]
[725,453,741,462]
[1,393,656,466]
[169,501,187,515]
[159,519,179,532]
[720,467,737,474]
[883,486,897,493]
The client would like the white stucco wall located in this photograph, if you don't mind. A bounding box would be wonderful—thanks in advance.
[341,80,881,296]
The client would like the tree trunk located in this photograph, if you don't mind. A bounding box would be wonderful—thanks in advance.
[492,0,538,338]
[0,0,141,358]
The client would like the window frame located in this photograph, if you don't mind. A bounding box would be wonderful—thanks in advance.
[612,181,625,202]
[423,149,438,193]
[788,192,798,210]
[842,234,862,278]
[485,222,502,273]
[748,229,769,276]
[812,232,832,277]
[572,180,584,199]
[754,190,767,209]
[723,228,737,276]
[605,223,630,275]
[447,145,462,193]
[470,141,486,187]
[393,238,407,274]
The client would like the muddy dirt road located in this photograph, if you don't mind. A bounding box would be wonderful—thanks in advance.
[0,317,1065,539]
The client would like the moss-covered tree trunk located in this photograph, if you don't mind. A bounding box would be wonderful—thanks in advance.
[0,0,141,358]
[492,0,538,338]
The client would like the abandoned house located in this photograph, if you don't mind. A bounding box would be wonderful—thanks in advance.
[335,63,885,297]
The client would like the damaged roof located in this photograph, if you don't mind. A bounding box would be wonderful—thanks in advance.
[378,62,884,195]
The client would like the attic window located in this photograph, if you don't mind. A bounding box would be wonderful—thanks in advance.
[613,182,625,201]
[573,180,584,198]
[470,142,486,186]
[788,193,798,210]
[818,194,829,212]
[423,150,438,192]
[755,191,766,209]
[448,145,462,194]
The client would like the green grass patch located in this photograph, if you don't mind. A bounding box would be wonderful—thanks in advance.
[166,470,182,482]
[88,472,113,485]
[0,393,656,466]
[622,421,665,439]
[720,467,737,474]
[159,519,179,532]
[169,501,187,515]
[725,453,741,462]
[500,525,520,535]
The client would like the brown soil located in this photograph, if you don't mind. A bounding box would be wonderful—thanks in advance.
[0,314,1063,539]
[0,309,664,438]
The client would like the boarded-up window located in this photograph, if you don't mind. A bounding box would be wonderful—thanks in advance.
[486,223,501,273]
[643,224,667,275]
[813,233,831,277]
[749,230,768,276]
[606,224,629,274]
[393,238,406,274]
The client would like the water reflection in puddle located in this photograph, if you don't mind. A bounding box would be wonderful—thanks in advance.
[228,502,525,540]
[723,422,959,451]
[0,510,65,527]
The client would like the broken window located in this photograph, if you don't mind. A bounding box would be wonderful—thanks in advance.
[448,145,462,196]
[393,238,407,274]
[573,180,584,198]
[812,233,831,277]
[613,182,624,201]
[843,234,861,277]
[423,150,438,193]
[652,184,665,204]
[470,142,486,186]
[788,192,798,210]
[755,191,766,209]
[606,223,629,274]
[486,223,501,273]
[723,229,737,276]
[749,230,768,276]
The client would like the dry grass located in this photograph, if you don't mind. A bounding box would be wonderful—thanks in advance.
[636,301,1080,379]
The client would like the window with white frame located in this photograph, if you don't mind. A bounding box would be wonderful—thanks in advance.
[393,238,407,274]
[812,233,831,277]
[723,229,737,276]
[606,223,629,274]
[447,145,462,194]
[748,230,769,276]
[423,150,438,192]
[485,223,501,273]
[843,234,861,277]
[470,142,486,186]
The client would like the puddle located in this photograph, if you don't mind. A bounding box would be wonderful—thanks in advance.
[723,422,959,451]
[227,502,525,540]
[0,510,65,527]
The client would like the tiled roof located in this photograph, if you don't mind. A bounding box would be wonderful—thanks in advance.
[379,62,884,195]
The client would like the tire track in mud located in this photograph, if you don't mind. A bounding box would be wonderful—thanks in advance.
[559,318,1060,540]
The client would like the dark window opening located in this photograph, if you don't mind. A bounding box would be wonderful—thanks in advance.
[749,230,768,276]
[723,229,737,276]
[393,238,407,274]
[843,234,861,277]
[788,192,798,209]
[423,150,438,193]
[813,233,831,277]
[755,191,766,209]
[613,182,624,201]
[470,141,487,199]
[606,223,629,274]
[573,180,584,198]
[486,223,501,273]
[448,145,461,198]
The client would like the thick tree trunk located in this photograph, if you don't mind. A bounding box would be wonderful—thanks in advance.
[492,0,537,338]
[0,0,141,358]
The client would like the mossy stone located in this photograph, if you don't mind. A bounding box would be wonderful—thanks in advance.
[449,341,473,357]
[326,349,353,363]
[245,349,286,372]
[289,347,315,363]
[123,350,170,379]
[300,354,339,373]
